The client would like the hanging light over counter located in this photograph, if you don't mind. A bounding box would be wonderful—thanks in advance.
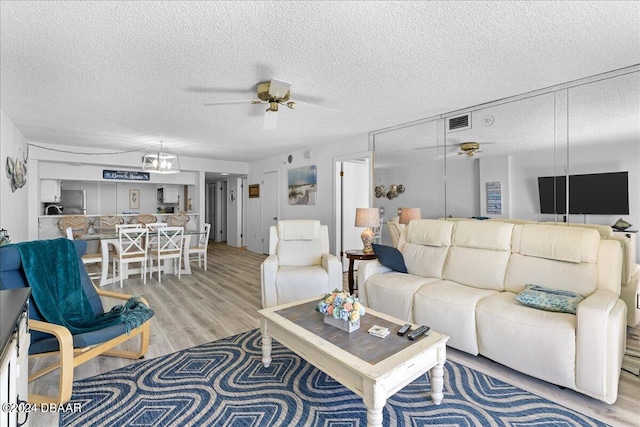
[142,141,180,174]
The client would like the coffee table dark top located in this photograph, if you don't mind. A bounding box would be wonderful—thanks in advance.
[275,300,420,365]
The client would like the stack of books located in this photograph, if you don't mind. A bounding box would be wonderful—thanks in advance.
[368,325,390,338]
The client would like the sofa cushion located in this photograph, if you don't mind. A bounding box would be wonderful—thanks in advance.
[372,244,407,273]
[275,265,330,303]
[452,221,514,251]
[513,224,600,263]
[413,280,497,355]
[364,272,438,322]
[402,219,453,247]
[476,292,576,389]
[278,220,320,240]
[504,253,597,296]
[515,285,585,314]
[443,247,510,291]
[276,240,323,267]
[398,220,452,278]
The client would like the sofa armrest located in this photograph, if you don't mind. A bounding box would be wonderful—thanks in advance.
[322,253,342,292]
[620,266,640,327]
[576,289,627,403]
[356,260,391,305]
[261,255,279,308]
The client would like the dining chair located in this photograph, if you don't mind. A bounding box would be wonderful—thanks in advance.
[131,214,158,226]
[57,215,89,238]
[148,226,184,283]
[95,215,125,233]
[166,214,190,227]
[66,227,102,282]
[112,227,149,288]
[188,223,211,271]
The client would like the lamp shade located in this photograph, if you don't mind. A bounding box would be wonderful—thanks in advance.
[355,208,380,228]
[399,208,421,224]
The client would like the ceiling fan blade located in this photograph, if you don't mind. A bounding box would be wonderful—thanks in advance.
[203,99,259,106]
[268,79,291,99]
[263,109,278,130]
[290,100,339,112]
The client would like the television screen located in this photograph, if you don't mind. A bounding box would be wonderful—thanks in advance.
[538,171,629,215]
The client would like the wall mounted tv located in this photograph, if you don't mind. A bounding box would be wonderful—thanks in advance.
[538,171,629,215]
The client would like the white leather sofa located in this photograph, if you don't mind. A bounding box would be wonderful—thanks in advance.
[358,219,627,403]
[261,220,342,308]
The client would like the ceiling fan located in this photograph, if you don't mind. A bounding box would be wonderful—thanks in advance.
[458,142,483,157]
[203,79,337,129]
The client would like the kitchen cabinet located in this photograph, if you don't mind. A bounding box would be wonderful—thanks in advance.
[40,179,61,203]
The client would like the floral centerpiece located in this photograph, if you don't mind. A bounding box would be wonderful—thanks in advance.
[316,289,365,332]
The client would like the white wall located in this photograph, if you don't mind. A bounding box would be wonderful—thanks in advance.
[226,177,242,247]
[0,109,29,242]
[246,134,370,254]
[479,155,511,218]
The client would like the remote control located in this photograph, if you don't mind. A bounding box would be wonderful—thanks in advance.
[397,324,411,336]
[407,325,430,340]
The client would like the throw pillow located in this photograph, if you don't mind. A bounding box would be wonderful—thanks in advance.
[371,243,407,273]
[514,285,584,314]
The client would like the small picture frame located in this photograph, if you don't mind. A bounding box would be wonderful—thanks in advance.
[129,189,140,209]
[248,184,260,198]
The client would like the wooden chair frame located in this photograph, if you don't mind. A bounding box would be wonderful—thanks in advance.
[189,223,211,271]
[27,287,151,405]
[149,226,183,283]
[112,227,148,288]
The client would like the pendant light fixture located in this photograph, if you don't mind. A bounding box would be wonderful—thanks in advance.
[142,141,180,174]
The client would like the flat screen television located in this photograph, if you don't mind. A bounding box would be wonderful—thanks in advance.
[538,171,629,215]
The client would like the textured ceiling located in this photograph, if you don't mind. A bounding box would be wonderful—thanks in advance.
[1,1,639,163]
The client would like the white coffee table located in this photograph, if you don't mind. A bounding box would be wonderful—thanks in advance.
[258,297,449,427]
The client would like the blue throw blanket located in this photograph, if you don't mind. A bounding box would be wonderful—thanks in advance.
[14,238,153,335]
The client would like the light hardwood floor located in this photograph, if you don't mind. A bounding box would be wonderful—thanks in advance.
[30,243,639,426]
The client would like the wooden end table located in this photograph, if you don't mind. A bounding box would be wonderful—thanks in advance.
[345,249,377,294]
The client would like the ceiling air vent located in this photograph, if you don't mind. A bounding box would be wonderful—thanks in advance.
[447,114,471,132]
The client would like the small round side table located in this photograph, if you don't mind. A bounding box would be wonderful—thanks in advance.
[345,249,377,295]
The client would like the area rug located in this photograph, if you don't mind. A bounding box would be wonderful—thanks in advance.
[60,328,607,427]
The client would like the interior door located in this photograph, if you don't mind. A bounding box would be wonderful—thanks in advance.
[339,160,370,270]
[262,171,278,254]
[220,181,228,242]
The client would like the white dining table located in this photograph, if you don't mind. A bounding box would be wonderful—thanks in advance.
[80,231,203,287]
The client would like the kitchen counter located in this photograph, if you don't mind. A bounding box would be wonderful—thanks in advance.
[37,212,201,240]
[0,288,30,363]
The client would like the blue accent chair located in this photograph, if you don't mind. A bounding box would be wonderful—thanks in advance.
[0,240,153,405]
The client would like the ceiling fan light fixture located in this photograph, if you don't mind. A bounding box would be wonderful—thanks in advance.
[458,142,482,158]
[267,101,279,112]
[142,142,181,174]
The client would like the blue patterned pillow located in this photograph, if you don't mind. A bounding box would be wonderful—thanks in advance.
[515,285,584,314]
[371,244,407,273]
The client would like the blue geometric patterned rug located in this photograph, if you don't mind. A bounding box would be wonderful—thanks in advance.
[60,328,608,427]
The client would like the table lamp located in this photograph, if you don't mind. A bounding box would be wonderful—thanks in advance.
[355,208,380,254]
[399,208,421,224]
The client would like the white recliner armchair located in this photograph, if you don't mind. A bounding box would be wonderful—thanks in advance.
[261,220,342,308]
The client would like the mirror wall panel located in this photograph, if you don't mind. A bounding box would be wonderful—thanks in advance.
[372,120,443,245]
[371,66,638,235]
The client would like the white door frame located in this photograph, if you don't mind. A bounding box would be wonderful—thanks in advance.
[262,171,279,254]
[333,151,372,265]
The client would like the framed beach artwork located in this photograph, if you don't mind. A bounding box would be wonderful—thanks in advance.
[129,189,140,209]
[288,165,317,205]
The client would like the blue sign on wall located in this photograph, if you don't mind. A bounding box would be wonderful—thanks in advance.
[103,170,150,181]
